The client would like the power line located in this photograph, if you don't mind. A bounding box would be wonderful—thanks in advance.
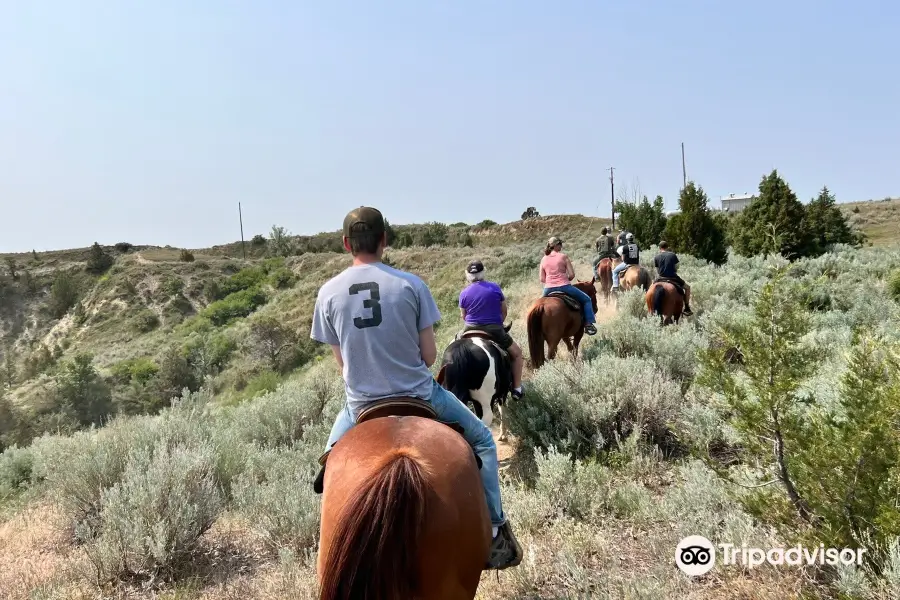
[681,142,687,189]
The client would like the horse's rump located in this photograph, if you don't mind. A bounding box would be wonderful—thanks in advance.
[654,276,685,296]
[318,417,490,600]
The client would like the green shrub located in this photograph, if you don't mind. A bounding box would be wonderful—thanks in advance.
[133,308,160,332]
[183,331,236,378]
[890,270,900,303]
[269,267,297,289]
[114,242,134,253]
[111,357,159,385]
[201,287,267,326]
[48,270,80,319]
[242,370,281,399]
[180,249,195,262]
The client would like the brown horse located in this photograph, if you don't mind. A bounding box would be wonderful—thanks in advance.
[526,280,599,369]
[646,281,684,325]
[619,264,652,292]
[595,258,613,305]
[318,413,491,600]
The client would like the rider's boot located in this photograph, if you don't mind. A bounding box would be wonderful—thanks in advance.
[486,521,523,570]
[313,449,330,494]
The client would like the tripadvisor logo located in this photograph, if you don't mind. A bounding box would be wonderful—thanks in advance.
[675,535,866,576]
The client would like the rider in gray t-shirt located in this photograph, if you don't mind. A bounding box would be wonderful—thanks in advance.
[310,206,522,571]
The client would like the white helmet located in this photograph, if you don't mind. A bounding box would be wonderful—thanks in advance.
[625,232,634,242]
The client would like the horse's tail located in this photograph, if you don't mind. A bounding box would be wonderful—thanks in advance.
[640,268,652,291]
[318,452,426,600]
[437,341,487,407]
[527,304,546,369]
[652,284,666,316]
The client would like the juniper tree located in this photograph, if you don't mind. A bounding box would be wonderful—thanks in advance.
[731,170,813,259]
[614,194,667,249]
[663,181,728,264]
[794,335,900,557]
[698,265,817,522]
[805,186,864,253]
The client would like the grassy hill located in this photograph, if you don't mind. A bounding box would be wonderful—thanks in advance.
[2,200,900,599]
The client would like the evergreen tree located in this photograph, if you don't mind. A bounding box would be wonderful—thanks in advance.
[731,170,813,259]
[662,182,728,265]
[805,186,864,254]
[614,195,667,249]
[85,242,113,274]
[698,266,817,522]
[55,353,113,426]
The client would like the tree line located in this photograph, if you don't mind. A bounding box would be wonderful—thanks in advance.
[613,169,865,264]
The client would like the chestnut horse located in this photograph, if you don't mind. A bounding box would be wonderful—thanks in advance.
[526,280,599,369]
[318,416,491,600]
[646,281,684,325]
[595,258,614,305]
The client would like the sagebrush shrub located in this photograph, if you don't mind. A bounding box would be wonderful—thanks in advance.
[506,356,683,458]
[233,446,320,552]
[84,440,222,582]
[0,445,34,500]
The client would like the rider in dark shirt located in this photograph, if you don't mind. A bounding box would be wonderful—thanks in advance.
[653,241,693,316]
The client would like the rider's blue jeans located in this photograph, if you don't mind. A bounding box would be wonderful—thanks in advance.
[324,378,506,527]
[612,262,630,287]
[542,284,596,324]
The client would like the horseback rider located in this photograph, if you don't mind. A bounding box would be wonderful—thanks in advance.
[616,229,628,248]
[310,206,522,570]
[654,241,694,316]
[540,236,597,335]
[592,226,619,274]
[459,260,525,400]
[611,232,640,291]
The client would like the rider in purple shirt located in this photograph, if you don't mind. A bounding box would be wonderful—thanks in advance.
[459,260,524,399]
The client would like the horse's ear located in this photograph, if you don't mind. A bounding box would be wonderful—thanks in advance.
[591,275,596,284]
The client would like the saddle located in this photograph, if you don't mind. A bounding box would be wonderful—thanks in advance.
[313,396,480,494]
[654,276,685,297]
[547,291,582,312]
[458,329,510,361]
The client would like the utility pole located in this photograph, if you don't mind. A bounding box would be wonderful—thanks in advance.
[238,202,246,259]
[681,142,687,189]
[607,167,615,229]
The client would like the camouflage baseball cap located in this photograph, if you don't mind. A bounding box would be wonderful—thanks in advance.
[343,207,385,238]
[547,236,563,247]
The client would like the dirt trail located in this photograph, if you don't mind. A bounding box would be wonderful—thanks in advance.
[495,265,618,463]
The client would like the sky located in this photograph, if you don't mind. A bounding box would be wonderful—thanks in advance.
[1,1,897,252]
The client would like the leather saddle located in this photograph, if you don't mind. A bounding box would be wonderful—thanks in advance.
[313,396,480,494]
[654,276,685,296]
[547,290,582,312]
[457,329,510,361]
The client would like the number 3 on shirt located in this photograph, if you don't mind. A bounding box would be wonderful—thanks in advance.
[349,282,382,328]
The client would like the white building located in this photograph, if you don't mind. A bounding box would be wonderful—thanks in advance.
[720,193,756,213]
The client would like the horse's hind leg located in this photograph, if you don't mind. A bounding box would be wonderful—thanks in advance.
[498,403,508,442]
[547,336,560,360]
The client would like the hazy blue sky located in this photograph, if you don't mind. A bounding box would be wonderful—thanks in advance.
[1,1,897,252]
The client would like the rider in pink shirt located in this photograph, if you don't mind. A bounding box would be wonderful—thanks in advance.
[539,236,597,335]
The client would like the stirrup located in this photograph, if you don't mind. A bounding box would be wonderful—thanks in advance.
[486,522,523,570]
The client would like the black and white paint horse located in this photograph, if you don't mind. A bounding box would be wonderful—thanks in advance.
[436,326,514,441]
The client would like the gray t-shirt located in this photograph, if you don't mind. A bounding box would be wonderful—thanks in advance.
[310,262,442,418]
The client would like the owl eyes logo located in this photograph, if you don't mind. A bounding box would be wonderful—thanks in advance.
[676,535,716,576]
